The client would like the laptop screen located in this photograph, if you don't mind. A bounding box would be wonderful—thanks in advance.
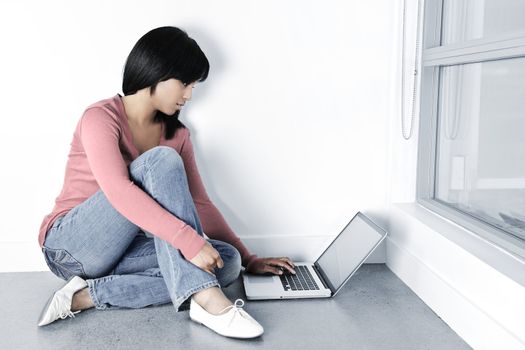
[315,212,386,294]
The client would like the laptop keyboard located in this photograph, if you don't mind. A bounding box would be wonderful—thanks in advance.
[280,265,320,291]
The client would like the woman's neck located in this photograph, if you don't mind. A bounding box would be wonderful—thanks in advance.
[121,89,158,127]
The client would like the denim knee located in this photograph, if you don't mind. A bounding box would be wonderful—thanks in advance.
[218,243,242,287]
[147,146,184,172]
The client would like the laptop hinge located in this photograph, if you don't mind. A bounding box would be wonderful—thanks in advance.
[313,264,330,291]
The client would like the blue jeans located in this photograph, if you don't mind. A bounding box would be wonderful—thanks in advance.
[42,146,242,311]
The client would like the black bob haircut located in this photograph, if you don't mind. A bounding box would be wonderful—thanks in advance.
[122,26,210,140]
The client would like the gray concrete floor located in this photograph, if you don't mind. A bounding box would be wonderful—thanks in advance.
[0,264,471,350]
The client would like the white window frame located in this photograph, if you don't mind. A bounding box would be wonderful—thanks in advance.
[416,0,525,284]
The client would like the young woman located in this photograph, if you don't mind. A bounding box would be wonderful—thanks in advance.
[37,26,296,339]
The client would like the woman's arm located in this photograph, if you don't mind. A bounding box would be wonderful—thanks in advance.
[179,129,258,268]
[80,107,206,260]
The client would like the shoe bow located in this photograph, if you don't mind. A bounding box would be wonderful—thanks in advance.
[218,299,251,327]
[59,309,81,320]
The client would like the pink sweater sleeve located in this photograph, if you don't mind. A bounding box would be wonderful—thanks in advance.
[80,107,206,260]
[180,130,258,268]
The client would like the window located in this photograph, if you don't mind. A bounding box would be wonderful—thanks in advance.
[416,0,525,259]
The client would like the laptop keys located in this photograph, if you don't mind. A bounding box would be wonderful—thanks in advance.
[279,265,319,291]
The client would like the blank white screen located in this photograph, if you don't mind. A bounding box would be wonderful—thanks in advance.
[316,214,384,291]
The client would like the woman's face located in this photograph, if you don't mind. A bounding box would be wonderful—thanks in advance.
[151,78,196,115]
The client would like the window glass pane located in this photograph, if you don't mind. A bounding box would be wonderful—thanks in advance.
[435,57,525,241]
[442,0,525,45]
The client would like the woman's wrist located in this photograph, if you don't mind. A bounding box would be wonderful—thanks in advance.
[245,256,261,271]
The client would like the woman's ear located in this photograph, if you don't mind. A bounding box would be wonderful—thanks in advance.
[149,84,157,96]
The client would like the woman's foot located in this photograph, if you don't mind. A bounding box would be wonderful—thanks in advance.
[38,276,90,326]
[189,293,264,339]
[71,287,95,312]
[191,286,233,315]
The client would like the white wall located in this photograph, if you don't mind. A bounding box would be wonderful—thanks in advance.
[0,0,396,272]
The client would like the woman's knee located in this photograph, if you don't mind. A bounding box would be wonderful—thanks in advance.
[148,146,184,171]
[129,146,186,190]
[216,242,242,286]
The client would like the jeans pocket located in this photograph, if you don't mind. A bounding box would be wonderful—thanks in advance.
[42,247,85,281]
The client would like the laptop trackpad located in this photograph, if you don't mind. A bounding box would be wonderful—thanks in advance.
[247,275,277,284]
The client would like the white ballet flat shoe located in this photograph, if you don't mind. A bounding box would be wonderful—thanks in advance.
[189,298,264,339]
[37,276,88,326]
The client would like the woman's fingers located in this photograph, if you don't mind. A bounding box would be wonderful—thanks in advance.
[208,245,224,269]
[210,247,223,269]
[263,264,284,275]
[216,255,224,269]
[268,258,296,274]
[276,257,296,273]
[279,257,295,268]
[190,242,222,275]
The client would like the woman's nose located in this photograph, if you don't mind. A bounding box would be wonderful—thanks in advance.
[183,88,192,101]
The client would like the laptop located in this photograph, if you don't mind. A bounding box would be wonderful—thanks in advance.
[242,212,387,300]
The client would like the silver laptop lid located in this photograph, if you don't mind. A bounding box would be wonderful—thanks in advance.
[314,212,387,296]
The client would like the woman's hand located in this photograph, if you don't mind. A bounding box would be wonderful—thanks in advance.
[246,257,296,275]
[190,241,224,275]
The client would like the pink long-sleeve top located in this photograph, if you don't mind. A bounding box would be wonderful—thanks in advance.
[38,94,257,266]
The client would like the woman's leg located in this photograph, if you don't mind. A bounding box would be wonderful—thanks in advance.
[82,236,241,310]
[43,146,238,311]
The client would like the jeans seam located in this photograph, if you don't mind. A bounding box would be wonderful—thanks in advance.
[120,252,157,259]
[144,160,156,201]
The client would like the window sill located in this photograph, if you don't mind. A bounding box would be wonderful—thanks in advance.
[392,202,525,288]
